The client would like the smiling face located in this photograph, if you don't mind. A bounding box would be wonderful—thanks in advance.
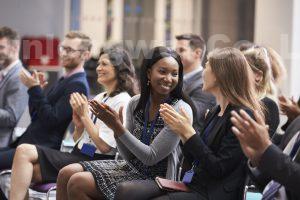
[96,53,117,87]
[147,57,179,97]
[0,37,15,69]
[202,61,218,94]
[59,38,84,70]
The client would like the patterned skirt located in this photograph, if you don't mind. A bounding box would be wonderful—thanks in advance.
[80,160,151,200]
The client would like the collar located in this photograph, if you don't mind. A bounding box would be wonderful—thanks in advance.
[183,65,203,80]
[63,66,85,78]
[0,60,20,76]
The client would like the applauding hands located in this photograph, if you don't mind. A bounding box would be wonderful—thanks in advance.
[279,95,300,122]
[19,69,48,89]
[89,100,125,137]
[159,103,195,143]
[230,110,272,167]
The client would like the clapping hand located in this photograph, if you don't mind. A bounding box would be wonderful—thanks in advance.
[89,100,125,137]
[159,103,194,143]
[230,109,272,167]
[70,92,89,118]
[279,95,300,121]
[33,71,48,89]
[19,69,40,88]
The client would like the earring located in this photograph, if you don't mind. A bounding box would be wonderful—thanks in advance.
[147,80,150,86]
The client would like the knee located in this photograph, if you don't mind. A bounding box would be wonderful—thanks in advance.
[58,164,83,185]
[67,173,87,196]
[115,182,137,200]
[15,144,37,161]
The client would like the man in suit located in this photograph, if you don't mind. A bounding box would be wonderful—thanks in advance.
[231,109,300,200]
[0,31,90,170]
[0,26,28,148]
[175,34,215,131]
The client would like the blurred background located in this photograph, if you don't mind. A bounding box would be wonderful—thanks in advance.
[0,0,299,98]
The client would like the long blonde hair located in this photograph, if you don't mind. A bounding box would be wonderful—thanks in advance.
[243,47,278,102]
[207,47,264,116]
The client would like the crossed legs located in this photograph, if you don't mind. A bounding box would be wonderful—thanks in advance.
[9,144,42,200]
[56,163,103,200]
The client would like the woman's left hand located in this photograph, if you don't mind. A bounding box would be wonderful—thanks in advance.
[70,92,89,118]
[89,100,125,137]
[160,103,195,143]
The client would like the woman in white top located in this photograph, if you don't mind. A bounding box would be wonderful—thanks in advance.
[9,47,138,200]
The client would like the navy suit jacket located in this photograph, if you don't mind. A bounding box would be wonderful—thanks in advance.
[15,72,89,150]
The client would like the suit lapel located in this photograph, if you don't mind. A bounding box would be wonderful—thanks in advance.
[204,104,233,146]
[0,64,20,90]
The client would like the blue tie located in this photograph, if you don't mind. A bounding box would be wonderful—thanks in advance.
[261,181,282,200]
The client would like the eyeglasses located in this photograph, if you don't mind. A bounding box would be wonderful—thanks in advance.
[58,45,85,54]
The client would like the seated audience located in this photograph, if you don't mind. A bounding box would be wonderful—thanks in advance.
[0,31,90,170]
[231,109,300,200]
[0,26,28,148]
[8,47,138,200]
[56,46,194,200]
[114,47,263,200]
[243,47,280,137]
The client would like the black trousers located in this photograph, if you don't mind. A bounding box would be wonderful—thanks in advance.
[0,147,16,170]
[0,188,7,200]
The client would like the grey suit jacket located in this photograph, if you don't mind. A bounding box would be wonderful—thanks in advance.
[0,62,28,147]
[183,69,216,131]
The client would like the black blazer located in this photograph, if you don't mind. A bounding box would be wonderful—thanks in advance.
[182,104,250,200]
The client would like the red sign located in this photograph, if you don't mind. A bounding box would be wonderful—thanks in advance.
[21,37,60,71]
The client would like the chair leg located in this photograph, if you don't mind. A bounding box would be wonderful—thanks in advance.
[46,186,57,200]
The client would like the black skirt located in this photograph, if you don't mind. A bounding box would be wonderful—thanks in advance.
[36,145,115,182]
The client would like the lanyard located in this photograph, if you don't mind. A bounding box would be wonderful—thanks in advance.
[90,94,109,124]
[141,99,160,145]
[141,97,171,145]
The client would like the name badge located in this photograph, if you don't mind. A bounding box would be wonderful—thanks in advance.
[81,143,96,157]
[182,169,195,184]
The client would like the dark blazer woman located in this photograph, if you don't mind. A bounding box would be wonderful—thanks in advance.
[181,104,251,200]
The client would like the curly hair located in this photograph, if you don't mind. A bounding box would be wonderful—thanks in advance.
[99,47,139,97]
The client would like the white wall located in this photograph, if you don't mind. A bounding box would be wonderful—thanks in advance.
[0,0,69,39]
[255,0,300,98]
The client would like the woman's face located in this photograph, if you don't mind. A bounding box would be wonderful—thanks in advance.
[147,57,179,96]
[96,54,117,86]
[202,61,217,93]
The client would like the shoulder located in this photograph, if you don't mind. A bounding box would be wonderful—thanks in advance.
[109,92,132,106]
[114,92,131,101]
[261,97,278,109]
[229,104,254,119]
[93,92,106,101]
[126,94,141,111]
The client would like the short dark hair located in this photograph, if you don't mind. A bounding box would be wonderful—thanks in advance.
[0,26,19,45]
[65,31,92,51]
[176,33,206,59]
